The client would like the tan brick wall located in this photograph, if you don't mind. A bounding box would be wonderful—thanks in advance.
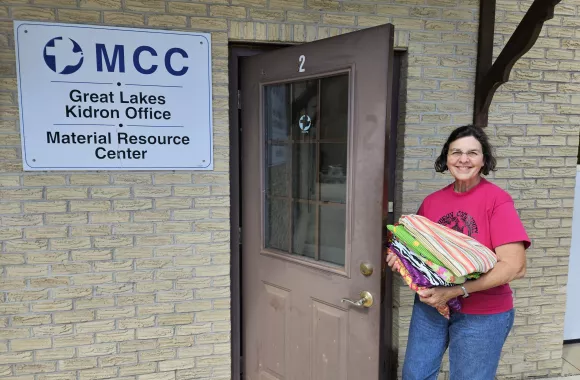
[491,1,579,377]
[0,0,577,379]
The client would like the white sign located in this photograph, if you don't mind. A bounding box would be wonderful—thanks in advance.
[14,21,213,171]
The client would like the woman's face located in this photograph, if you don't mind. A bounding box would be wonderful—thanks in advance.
[446,136,484,183]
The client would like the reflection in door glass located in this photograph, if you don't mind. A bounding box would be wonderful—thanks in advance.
[267,198,289,252]
[267,143,288,197]
[320,206,346,265]
[292,143,316,200]
[320,143,347,204]
[264,74,349,268]
[291,80,318,139]
[292,202,315,259]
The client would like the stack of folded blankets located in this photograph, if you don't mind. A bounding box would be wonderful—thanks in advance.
[387,214,497,319]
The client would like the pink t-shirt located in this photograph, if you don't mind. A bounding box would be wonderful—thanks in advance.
[417,178,530,315]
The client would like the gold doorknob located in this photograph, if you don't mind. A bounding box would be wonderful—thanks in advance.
[341,291,373,308]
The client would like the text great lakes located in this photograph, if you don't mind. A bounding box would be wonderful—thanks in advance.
[66,89,172,120]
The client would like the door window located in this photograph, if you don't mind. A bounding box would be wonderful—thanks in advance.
[264,73,349,267]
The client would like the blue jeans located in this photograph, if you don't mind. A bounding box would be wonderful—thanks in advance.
[402,296,514,380]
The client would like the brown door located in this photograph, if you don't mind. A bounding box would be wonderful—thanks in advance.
[240,24,394,380]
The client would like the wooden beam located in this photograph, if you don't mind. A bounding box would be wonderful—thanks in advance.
[473,0,562,127]
[473,0,496,127]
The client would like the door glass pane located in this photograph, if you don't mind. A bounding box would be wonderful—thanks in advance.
[264,73,349,268]
[320,75,348,140]
[267,143,288,197]
[292,143,316,200]
[291,80,318,140]
[320,143,347,204]
[265,84,291,141]
[319,206,346,266]
[265,198,289,252]
[292,202,315,259]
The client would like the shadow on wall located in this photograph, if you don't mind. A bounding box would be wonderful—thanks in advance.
[393,52,408,224]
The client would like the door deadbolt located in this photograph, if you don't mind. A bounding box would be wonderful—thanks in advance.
[360,262,374,276]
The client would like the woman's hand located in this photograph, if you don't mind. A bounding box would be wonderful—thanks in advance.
[386,250,400,272]
[418,287,462,308]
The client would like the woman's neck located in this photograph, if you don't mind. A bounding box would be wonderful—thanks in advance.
[454,177,481,193]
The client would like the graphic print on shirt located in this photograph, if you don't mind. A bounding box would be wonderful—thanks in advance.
[437,211,479,237]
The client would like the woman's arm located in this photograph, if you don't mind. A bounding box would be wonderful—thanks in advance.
[418,241,526,307]
[463,242,526,293]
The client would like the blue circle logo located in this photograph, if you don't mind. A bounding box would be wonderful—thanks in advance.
[299,115,311,134]
[43,37,84,75]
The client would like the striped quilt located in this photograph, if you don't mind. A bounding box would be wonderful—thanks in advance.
[387,224,471,284]
[387,224,446,268]
[399,214,497,277]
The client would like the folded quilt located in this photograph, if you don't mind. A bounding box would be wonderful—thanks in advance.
[389,246,432,287]
[387,224,445,267]
[390,242,462,314]
[392,255,451,319]
[391,239,453,288]
[399,214,497,277]
[424,256,468,284]
[391,237,469,285]
[388,225,478,281]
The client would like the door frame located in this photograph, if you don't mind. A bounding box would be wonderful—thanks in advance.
[228,43,289,380]
[228,42,404,380]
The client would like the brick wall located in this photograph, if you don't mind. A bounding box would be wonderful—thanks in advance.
[1,2,234,380]
[0,0,577,379]
[491,1,579,377]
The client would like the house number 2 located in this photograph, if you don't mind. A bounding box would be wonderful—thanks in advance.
[298,55,306,72]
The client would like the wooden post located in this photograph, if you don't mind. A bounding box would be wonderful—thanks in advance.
[473,0,562,127]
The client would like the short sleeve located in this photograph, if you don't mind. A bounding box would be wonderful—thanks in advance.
[489,194,531,250]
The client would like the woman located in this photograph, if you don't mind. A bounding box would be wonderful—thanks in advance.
[387,125,530,380]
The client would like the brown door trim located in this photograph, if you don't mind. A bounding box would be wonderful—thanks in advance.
[229,43,402,380]
[382,51,403,380]
[228,43,288,380]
